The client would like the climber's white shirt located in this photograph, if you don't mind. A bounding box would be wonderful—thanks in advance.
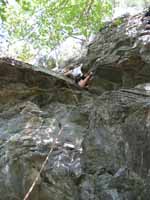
[71,64,83,77]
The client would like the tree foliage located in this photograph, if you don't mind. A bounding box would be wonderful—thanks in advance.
[0,0,112,51]
[0,0,148,62]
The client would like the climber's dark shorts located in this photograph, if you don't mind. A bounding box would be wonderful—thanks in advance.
[75,75,85,84]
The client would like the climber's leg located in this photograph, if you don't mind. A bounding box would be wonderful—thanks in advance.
[78,72,93,88]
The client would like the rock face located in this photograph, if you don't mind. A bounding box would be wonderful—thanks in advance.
[0,13,150,200]
[83,14,150,93]
[0,57,91,200]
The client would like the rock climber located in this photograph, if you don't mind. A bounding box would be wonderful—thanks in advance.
[141,7,150,30]
[63,64,93,88]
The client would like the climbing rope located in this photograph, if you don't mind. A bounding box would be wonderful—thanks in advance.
[23,126,64,200]
[23,84,79,200]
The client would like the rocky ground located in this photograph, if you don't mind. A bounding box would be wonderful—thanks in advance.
[0,12,150,200]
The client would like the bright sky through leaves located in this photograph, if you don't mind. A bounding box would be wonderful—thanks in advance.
[0,0,148,63]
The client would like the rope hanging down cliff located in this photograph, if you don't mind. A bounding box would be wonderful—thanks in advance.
[23,84,79,200]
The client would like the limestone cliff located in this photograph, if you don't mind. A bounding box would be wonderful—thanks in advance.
[0,13,150,200]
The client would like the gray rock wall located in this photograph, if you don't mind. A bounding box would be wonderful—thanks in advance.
[83,14,150,93]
